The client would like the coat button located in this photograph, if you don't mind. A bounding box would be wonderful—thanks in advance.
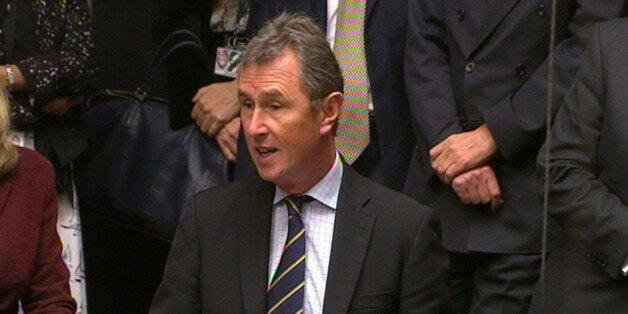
[465,62,476,73]
[537,5,547,17]
[516,63,527,76]
[457,10,465,21]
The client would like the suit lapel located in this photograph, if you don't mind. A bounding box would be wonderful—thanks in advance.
[468,0,520,56]
[238,177,275,313]
[323,166,375,313]
[365,0,378,22]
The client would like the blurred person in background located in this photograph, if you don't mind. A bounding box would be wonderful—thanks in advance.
[530,18,628,313]
[0,95,76,314]
[403,1,626,312]
[1,0,96,311]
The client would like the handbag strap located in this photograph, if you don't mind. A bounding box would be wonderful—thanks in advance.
[138,29,208,97]
[151,29,204,63]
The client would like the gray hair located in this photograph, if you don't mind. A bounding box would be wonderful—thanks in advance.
[240,13,344,106]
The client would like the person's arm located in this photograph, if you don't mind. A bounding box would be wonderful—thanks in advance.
[405,0,501,197]
[21,162,76,314]
[540,22,628,279]
[404,0,462,149]
[150,200,202,313]
[483,1,626,163]
[451,165,503,212]
[191,80,240,161]
[16,0,95,107]
[429,124,498,184]
[399,208,455,313]
[0,64,29,91]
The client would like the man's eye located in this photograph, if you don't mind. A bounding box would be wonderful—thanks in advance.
[266,103,282,111]
[240,101,254,110]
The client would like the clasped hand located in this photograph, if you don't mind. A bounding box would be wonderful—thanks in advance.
[430,125,503,212]
[191,80,240,162]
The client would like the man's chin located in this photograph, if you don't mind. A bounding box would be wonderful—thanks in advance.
[255,167,281,184]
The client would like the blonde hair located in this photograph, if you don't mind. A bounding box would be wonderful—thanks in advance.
[0,94,18,176]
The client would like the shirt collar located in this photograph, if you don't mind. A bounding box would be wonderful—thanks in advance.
[274,153,343,210]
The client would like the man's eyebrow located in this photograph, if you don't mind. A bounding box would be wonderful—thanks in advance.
[237,90,249,99]
[238,88,287,101]
[263,89,285,100]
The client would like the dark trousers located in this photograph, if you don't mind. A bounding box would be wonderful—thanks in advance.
[448,251,542,314]
[81,211,171,314]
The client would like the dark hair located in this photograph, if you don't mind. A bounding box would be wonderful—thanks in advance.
[240,13,344,107]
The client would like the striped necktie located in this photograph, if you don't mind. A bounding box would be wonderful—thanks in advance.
[267,195,310,314]
[334,0,371,164]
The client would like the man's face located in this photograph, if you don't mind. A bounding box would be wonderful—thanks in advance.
[238,51,332,193]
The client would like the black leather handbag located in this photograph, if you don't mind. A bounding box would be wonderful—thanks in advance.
[76,30,231,241]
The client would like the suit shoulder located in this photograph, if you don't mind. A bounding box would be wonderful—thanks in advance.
[193,176,261,202]
[350,173,444,244]
[358,174,437,221]
[188,176,272,216]
[595,18,628,47]
[598,17,628,35]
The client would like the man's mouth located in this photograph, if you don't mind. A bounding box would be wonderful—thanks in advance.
[257,147,278,157]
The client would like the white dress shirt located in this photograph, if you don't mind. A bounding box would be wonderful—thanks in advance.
[326,0,340,49]
[268,154,343,313]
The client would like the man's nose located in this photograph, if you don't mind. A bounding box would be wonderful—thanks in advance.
[243,107,268,137]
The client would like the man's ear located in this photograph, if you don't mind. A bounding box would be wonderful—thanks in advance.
[319,92,343,136]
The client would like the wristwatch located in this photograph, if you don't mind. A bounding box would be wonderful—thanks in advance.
[5,64,15,90]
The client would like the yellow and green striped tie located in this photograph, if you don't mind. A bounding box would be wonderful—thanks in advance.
[334,0,371,164]
[267,196,310,313]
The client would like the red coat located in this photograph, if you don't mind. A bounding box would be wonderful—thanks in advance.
[0,147,75,313]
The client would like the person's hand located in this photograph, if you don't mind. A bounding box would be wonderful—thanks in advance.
[216,117,240,162]
[41,96,84,115]
[430,124,499,184]
[452,165,503,212]
[191,80,239,136]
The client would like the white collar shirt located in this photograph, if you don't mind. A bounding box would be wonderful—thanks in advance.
[269,153,343,313]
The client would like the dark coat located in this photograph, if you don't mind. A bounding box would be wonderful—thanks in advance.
[150,166,454,313]
[530,18,628,313]
[403,0,627,253]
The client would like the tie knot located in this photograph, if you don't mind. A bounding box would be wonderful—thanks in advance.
[284,195,312,215]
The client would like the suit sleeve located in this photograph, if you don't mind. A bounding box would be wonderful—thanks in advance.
[484,1,627,161]
[150,200,202,313]
[538,23,628,279]
[404,0,462,148]
[21,161,76,314]
[400,209,455,313]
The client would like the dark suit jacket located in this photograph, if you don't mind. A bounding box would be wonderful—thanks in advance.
[237,0,414,193]
[403,0,627,253]
[150,166,454,313]
[530,19,628,313]
[0,147,75,313]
